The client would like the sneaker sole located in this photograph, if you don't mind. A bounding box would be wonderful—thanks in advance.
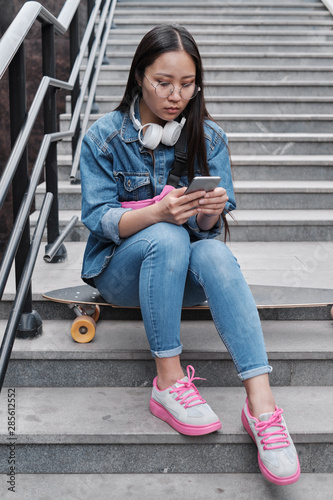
[241,407,301,485]
[150,398,222,436]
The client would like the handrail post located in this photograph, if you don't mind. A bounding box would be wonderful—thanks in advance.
[42,22,67,263]
[70,9,81,175]
[101,0,111,64]
[88,0,99,113]
[9,44,42,339]
[88,0,96,63]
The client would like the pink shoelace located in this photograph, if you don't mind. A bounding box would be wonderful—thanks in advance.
[255,408,290,451]
[170,365,206,408]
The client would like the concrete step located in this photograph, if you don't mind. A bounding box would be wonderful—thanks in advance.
[92,79,333,96]
[117,0,326,7]
[106,39,333,53]
[56,152,333,182]
[234,181,333,210]
[0,473,332,500]
[35,182,80,211]
[231,155,333,180]
[204,81,333,97]
[66,95,333,115]
[35,182,81,211]
[230,209,333,242]
[108,27,333,42]
[226,133,333,155]
[80,64,333,81]
[212,115,333,134]
[35,180,333,211]
[0,385,331,473]
[112,18,333,31]
[1,319,332,387]
[86,51,333,67]
[28,207,333,242]
[115,7,329,19]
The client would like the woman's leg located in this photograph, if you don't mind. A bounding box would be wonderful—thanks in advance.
[154,356,184,390]
[94,222,190,385]
[243,374,275,419]
[183,239,275,416]
[184,239,300,483]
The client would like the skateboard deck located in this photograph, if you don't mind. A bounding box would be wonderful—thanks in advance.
[42,284,333,343]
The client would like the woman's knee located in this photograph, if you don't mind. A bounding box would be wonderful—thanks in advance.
[190,239,236,263]
[189,239,240,277]
[147,223,191,262]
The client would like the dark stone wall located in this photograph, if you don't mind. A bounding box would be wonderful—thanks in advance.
[0,0,87,258]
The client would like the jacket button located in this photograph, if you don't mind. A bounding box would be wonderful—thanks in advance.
[127,180,131,187]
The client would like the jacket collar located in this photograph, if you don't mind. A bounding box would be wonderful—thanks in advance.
[120,97,141,143]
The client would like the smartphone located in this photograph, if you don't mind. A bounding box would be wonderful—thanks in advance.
[184,176,221,195]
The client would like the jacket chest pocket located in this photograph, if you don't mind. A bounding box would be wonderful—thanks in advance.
[114,171,152,202]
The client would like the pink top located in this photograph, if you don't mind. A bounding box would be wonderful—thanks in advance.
[121,184,175,210]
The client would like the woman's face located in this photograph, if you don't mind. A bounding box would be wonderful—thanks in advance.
[138,50,196,126]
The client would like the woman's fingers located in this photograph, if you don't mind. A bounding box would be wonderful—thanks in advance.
[158,186,228,223]
[170,186,206,204]
[197,187,229,215]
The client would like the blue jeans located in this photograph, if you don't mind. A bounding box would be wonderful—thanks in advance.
[94,223,272,381]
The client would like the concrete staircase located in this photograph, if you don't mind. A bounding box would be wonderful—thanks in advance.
[1,1,333,498]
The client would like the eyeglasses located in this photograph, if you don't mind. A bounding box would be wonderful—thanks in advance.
[144,74,200,100]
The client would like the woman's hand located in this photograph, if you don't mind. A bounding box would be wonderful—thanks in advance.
[154,187,205,225]
[197,187,228,216]
[196,187,229,231]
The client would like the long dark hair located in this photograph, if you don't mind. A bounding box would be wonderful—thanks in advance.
[116,24,231,240]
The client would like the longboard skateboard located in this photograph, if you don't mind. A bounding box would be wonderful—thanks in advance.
[42,284,333,343]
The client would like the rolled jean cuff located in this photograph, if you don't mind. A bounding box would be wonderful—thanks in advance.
[151,344,183,359]
[238,364,273,382]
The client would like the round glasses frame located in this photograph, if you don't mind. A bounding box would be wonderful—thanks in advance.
[144,74,200,100]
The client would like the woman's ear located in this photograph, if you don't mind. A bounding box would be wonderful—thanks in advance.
[135,71,142,87]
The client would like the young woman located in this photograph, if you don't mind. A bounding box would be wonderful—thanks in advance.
[80,24,300,485]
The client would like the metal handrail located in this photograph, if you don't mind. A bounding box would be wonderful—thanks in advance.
[0,0,110,210]
[0,132,69,300]
[321,0,333,16]
[0,0,118,391]
[43,215,79,263]
[0,77,72,212]
[71,0,117,180]
[0,1,81,79]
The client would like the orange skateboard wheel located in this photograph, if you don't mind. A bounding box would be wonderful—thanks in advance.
[71,316,96,343]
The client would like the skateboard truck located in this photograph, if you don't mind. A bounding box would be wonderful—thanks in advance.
[68,302,101,343]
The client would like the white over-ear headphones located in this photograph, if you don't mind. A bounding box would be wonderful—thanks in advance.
[130,95,186,150]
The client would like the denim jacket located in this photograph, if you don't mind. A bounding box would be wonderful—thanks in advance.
[80,105,236,285]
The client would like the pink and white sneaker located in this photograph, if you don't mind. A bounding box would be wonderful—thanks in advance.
[242,398,301,485]
[150,365,221,436]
